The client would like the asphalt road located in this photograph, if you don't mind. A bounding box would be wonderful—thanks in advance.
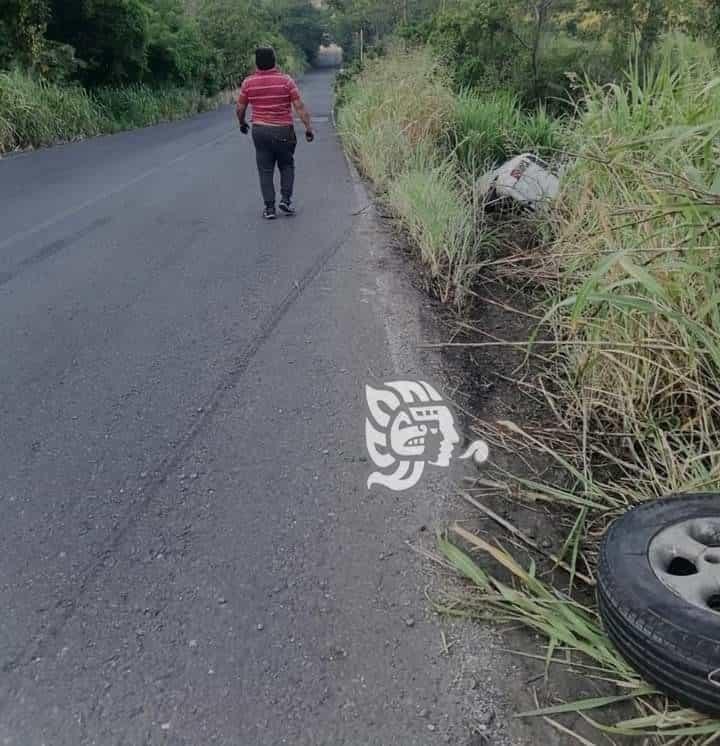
[0,71,472,745]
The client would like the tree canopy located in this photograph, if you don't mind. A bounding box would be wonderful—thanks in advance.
[0,0,328,91]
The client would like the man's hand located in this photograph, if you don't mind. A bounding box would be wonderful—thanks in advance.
[236,99,249,134]
[305,129,315,143]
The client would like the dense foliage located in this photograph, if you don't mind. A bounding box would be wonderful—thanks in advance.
[333,0,720,106]
[0,0,327,91]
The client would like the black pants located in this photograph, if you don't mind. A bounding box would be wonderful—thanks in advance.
[251,124,297,207]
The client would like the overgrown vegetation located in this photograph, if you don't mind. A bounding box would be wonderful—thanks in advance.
[0,69,219,150]
[338,47,566,305]
[452,88,563,168]
[338,25,720,743]
[339,49,504,307]
[336,0,720,108]
[0,0,327,152]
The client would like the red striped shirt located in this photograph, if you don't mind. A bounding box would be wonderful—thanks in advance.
[237,68,300,126]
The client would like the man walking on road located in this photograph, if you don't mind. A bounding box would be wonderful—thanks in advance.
[237,46,315,220]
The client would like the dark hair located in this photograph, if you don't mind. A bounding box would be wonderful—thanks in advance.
[255,46,276,71]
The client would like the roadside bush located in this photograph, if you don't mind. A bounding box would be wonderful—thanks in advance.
[523,32,617,105]
[145,0,221,93]
[0,0,49,68]
[516,104,564,155]
[196,0,306,89]
[333,57,363,110]
[0,68,106,150]
[433,33,720,738]
[451,90,519,166]
[426,0,524,94]
[35,40,83,83]
[414,0,622,107]
[0,67,218,152]
[92,83,211,131]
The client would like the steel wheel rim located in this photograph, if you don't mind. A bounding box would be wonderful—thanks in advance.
[648,517,720,614]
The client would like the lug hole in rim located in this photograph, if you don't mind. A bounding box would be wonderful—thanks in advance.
[689,519,720,548]
[667,556,698,576]
[707,594,720,612]
[704,553,720,564]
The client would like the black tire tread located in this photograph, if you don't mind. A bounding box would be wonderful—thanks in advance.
[598,594,720,713]
[597,582,716,679]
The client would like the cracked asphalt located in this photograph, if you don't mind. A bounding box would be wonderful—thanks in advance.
[0,71,487,745]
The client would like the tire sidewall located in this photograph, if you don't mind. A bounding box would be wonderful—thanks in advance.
[600,494,720,644]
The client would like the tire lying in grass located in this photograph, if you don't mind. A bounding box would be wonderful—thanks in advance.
[598,494,720,716]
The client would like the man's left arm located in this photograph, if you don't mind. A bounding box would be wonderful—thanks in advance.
[236,83,249,134]
[288,78,314,141]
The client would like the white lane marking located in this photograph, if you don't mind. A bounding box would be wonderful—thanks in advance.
[0,128,235,252]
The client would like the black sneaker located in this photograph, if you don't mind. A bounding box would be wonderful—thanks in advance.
[263,206,277,220]
[279,200,296,216]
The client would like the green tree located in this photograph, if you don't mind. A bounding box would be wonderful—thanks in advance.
[0,0,49,67]
[327,0,400,53]
[2,0,316,93]
[196,0,265,86]
[587,0,668,60]
[145,0,219,90]
[47,0,150,84]
[272,0,326,64]
[425,0,525,88]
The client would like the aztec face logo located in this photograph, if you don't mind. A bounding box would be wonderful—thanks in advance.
[365,380,489,491]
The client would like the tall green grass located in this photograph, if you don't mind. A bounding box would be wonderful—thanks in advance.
[338,48,499,309]
[338,48,455,188]
[452,88,564,170]
[0,68,219,153]
[389,162,487,306]
[538,32,720,505]
[93,84,213,132]
[0,69,107,151]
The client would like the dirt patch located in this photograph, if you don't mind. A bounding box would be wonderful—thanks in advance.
[370,208,634,744]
